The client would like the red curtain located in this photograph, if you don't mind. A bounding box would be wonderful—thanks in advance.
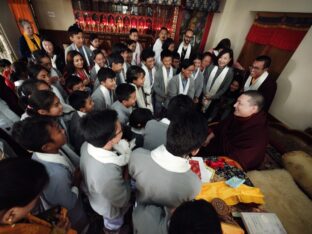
[238,13,311,80]
[7,0,38,34]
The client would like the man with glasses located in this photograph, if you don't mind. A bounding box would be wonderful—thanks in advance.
[177,29,194,61]
[243,55,277,111]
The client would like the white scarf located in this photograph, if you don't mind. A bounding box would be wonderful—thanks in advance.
[73,44,91,67]
[177,42,191,60]
[132,41,142,65]
[142,63,156,94]
[178,74,190,95]
[244,71,269,91]
[205,66,229,95]
[94,63,101,74]
[33,152,75,174]
[130,83,147,109]
[151,145,190,173]
[100,85,113,106]
[162,65,173,94]
[77,111,86,117]
[119,63,128,83]
[153,38,163,66]
[192,68,200,80]
[160,118,170,125]
[51,54,57,69]
[87,143,129,166]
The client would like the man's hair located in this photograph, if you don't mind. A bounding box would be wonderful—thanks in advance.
[129,108,153,129]
[0,158,49,211]
[160,27,168,32]
[162,38,174,51]
[12,117,56,152]
[167,95,194,122]
[115,83,135,102]
[112,42,128,55]
[98,67,116,82]
[109,53,124,66]
[185,28,194,34]
[33,50,50,65]
[126,65,145,83]
[67,24,83,37]
[68,90,90,110]
[80,110,118,148]
[180,59,194,70]
[169,200,222,234]
[28,64,49,80]
[192,53,203,62]
[0,59,11,68]
[243,90,265,112]
[255,55,271,69]
[141,48,155,62]
[161,49,173,60]
[65,75,82,90]
[129,28,138,34]
[126,39,136,46]
[166,111,208,156]
[202,51,213,59]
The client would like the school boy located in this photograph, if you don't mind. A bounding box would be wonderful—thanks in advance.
[129,111,208,234]
[111,83,136,126]
[80,110,131,232]
[91,67,116,111]
[112,43,130,85]
[65,75,86,94]
[65,24,93,68]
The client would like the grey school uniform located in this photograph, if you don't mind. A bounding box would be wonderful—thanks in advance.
[153,67,176,110]
[193,69,204,98]
[91,86,115,111]
[167,74,195,102]
[129,147,201,234]
[111,100,132,126]
[32,152,87,231]
[143,119,169,151]
[80,142,131,220]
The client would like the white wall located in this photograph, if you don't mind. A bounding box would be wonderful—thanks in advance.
[205,0,312,130]
[31,0,75,30]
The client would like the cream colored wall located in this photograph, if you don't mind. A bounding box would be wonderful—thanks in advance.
[270,28,312,130]
[205,0,312,130]
[31,0,75,30]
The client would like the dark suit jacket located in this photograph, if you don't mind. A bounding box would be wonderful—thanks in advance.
[243,72,277,111]
[18,34,40,58]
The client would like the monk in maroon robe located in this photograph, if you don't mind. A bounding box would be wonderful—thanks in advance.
[200,91,268,170]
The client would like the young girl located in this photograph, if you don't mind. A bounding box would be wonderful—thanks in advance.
[202,48,234,115]
[65,51,91,88]
[0,158,74,234]
[28,64,73,113]
[12,118,88,232]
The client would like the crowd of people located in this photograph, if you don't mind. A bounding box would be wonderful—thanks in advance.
[0,19,278,233]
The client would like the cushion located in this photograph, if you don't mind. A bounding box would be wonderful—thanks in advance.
[247,169,312,234]
[283,151,312,198]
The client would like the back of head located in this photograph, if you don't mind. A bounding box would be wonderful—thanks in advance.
[129,108,153,129]
[169,200,222,234]
[68,90,90,111]
[172,51,180,60]
[80,110,118,148]
[214,38,231,51]
[92,49,104,60]
[167,94,194,122]
[89,33,98,42]
[242,90,265,112]
[115,83,135,102]
[180,59,193,70]
[141,47,155,62]
[126,65,145,83]
[112,42,128,55]
[255,55,271,69]
[32,50,49,65]
[162,38,174,51]
[108,53,124,66]
[0,59,11,68]
[0,158,49,211]
[98,67,116,82]
[26,90,56,117]
[12,117,54,152]
[166,111,208,156]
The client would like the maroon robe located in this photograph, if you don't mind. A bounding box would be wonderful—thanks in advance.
[200,111,268,170]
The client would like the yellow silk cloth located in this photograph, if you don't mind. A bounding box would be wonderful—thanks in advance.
[0,214,76,234]
[221,222,245,234]
[196,181,265,206]
[23,32,41,52]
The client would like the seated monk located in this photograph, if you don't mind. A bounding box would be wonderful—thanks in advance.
[200,90,268,171]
